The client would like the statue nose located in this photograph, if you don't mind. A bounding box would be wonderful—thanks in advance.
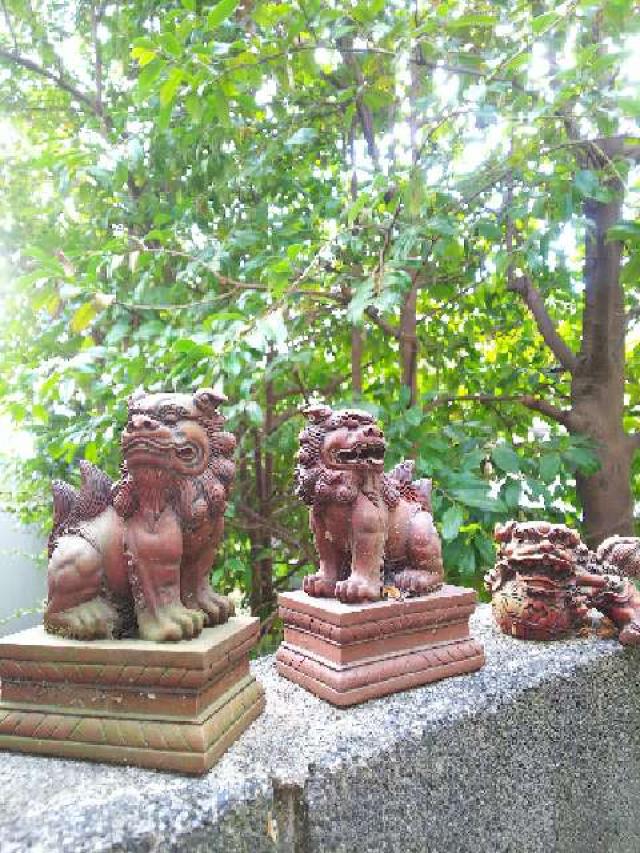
[364,425,382,438]
[131,414,158,431]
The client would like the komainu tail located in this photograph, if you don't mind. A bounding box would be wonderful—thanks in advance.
[49,481,79,557]
[387,460,432,512]
[49,461,113,556]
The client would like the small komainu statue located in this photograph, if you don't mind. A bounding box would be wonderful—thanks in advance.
[485,520,640,645]
[45,388,236,642]
[295,404,443,603]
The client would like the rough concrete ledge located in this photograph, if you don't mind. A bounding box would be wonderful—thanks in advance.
[0,604,639,853]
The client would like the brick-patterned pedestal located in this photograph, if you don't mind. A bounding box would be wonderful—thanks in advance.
[276,585,485,706]
[0,617,265,774]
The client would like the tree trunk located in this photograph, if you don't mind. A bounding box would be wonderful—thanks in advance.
[251,429,274,617]
[400,280,418,406]
[351,324,363,399]
[575,435,635,548]
[571,186,635,546]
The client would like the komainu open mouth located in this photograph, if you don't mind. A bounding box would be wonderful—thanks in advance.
[123,436,172,454]
[335,441,385,465]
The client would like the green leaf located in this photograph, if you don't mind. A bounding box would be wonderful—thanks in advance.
[71,302,98,333]
[137,59,165,97]
[564,446,600,474]
[503,480,521,509]
[160,33,182,57]
[447,14,496,29]
[207,0,240,29]
[159,68,184,107]
[450,488,506,513]
[458,547,476,576]
[539,453,560,483]
[346,279,374,324]
[532,11,559,33]
[131,46,157,67]
[441,504,464,540]
[474,534,495,567]
[575,169,599,199]
[492,444,520,473]
[607,220,640,242]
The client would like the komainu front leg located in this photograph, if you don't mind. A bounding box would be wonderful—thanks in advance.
[303,509,344,597]
[336,498,385,603]
[125,509,205,642]
[45,535,120,639]
[181,533,234,627]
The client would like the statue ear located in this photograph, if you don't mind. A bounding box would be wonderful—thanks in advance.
[495,521,513,542]
[127,387,146,407]
[302,403,332,423]
[194,388,227,414]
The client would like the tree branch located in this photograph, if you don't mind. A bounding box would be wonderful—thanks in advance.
[338,38,380,169]
[424,393,575,428]
[365,305,400,338]
[593,136,640,163]
[519,395,575,429]
[507,275,578,373]
[0,46,101,118]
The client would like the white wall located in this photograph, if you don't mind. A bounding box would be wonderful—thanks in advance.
[0,511,46,637]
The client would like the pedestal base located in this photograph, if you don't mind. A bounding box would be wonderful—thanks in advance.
[0,617,265,774]
[276,585,485,706]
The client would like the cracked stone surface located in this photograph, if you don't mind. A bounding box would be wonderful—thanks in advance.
[0,604,639,852]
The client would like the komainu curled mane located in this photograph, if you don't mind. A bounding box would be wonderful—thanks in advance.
[295,404,443,603]
[45,388,236,642]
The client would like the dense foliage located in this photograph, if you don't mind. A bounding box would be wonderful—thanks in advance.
[1,0,639,619]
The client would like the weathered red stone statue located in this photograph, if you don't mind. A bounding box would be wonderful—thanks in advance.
[44,388,236,642]
[295,404,443,603]
[486,521,640,645]
[276,404,484,706]
[0,388,265,773]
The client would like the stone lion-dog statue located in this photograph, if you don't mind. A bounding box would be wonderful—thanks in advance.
[45,388,236,642]
[295,404,444,603]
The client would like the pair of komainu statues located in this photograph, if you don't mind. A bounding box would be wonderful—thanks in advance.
[45,397,443,641]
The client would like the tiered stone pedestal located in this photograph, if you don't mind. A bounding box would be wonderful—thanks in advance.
[0,617,265,774]
[276,585,485,706]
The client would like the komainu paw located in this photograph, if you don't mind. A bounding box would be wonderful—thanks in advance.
[45,597,120,640]
[137,604,206,642]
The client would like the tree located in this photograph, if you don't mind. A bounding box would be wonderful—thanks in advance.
[0,0,638,622]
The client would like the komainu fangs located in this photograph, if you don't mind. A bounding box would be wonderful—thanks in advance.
[45,388,236,642]
[295,404,444,603]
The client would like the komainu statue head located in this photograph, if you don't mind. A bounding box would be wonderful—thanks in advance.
[486,520,640,645]
[295,403,443,604]
[45,387,236,642]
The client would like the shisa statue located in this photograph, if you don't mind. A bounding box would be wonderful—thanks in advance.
[45,388,236,642]
[485,521,640,645]
[294,404,444,603]
[276,404,485,706]
[0,388,265,774]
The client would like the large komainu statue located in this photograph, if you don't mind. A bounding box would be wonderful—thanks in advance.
[45,388,236,642]
[485,520,640,645]
[295,404,443,603]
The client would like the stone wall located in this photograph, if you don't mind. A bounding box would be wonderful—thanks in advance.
[0,605,639,852]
